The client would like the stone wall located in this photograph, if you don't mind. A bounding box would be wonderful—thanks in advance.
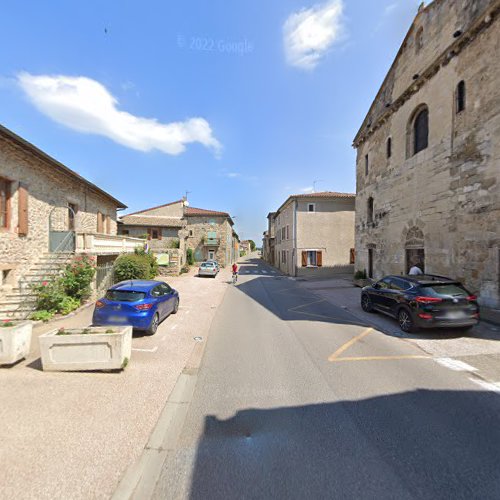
[0,133,120,290]
[185,216,235,267]
[354,0,500,307]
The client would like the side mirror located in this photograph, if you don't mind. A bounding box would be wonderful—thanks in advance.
[373,282,380,289]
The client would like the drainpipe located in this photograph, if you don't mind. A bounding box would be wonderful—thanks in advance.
[293,199,298,277]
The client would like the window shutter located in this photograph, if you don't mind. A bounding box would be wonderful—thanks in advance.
[97,212,103,233]
[147,228,152,240]
[317,251,323,267]
[158,227,162,240]
[350,248,355,264]
[18,183,28,236]
[105,215,111,234]
[302,251,307,267]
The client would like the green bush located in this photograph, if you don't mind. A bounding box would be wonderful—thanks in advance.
[59,296,80,315]
[186,248,194,266]
[114,254,150,281]
[354,269,367,280]
[169,239,180,249]
[133,247,158,278]
[60,255,95,300]
[30,310,54,322]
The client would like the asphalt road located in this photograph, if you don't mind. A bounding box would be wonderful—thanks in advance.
[152,258,500,500]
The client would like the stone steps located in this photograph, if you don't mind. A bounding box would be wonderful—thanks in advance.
[0,252,73,320]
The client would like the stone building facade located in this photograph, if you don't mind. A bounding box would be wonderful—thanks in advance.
[271,192,356,277]
[0,124,142,317]
[353,0,500,309]
[262,212,276,266]
[119,200,239,268]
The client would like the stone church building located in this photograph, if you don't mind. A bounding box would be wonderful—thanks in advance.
[353,0,499,310]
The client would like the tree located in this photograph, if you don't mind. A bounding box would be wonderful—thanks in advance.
[249,240,256,251]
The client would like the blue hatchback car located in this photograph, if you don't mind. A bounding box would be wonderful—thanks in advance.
[92,280,179,335]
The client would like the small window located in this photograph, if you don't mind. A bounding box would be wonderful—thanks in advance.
[286,225,290,240]
[189,230,193,236]
[120,229,130,236]
[415,27,424,53]
[367,197,374,223]
[365,154,369,175]
[148,227,161,240]
[386,138,392,158]
[413,108,429,154]
[308,203,315,212]
[68,203,78,231]
[456,80,466,113]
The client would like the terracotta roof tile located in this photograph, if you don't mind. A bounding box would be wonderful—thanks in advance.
[119,215,185,228]
[185,206,230,217]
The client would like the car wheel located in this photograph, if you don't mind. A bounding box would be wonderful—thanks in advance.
[361,294,374,313]
[398,308,416,333]
[146,313,159,336]
[172,298,179,314]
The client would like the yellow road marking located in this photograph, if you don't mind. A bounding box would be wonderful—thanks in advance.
[328,327,373,361]
[332,355,430,362]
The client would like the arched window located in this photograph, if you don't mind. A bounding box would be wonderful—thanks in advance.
[413,107,428,155]
[415,27,424,53]
[386,137,392,158]
[456,80,466,113]
[367,197,374,223]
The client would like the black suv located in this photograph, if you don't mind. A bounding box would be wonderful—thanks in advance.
[361,275,480,333]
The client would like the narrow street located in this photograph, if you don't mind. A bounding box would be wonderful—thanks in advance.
[151,258,500,499]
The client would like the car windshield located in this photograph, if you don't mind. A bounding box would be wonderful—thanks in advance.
[105,290,146,302]
[201,263,214,267]
[421,283,468,297]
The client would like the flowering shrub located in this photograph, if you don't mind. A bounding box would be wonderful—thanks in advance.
[32,255,96,316]
[1,319,15,327]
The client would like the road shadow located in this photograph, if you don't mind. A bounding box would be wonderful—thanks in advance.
[236,259,497,342]
[188,389,500,499]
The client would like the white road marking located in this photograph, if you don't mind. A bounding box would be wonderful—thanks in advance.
[469,378,500,394]
[435,358,478,372]
[132,346,158,353]
[262,270,268,274]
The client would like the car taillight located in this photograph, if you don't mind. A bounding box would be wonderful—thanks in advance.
[135,303,153,310]
[418,313,433,320]
[467,295,477,301]
[95,300,105,308]
[415,296,443,304]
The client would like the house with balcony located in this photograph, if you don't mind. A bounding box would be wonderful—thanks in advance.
[0,124,143,318]
[119,199,238,268]
[271,192,356,278]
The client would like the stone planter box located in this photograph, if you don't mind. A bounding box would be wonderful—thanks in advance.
[39,326,132,372]
[0,321,33,365]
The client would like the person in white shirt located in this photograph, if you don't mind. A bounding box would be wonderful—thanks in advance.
[409,259,424,275]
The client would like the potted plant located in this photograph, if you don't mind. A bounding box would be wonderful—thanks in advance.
[0,319,33,366]
[39,325,132,372]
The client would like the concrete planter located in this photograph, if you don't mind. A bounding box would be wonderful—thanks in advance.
[39,326,132,372]
[0,321,33,365]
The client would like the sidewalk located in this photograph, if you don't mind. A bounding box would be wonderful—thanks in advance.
[0,266,230,500]
[298,277,500,359]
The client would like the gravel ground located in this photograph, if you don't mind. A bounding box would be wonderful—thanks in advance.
[0,266,230,500]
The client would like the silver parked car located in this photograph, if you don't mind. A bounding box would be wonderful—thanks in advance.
[206,260,220,270]
[198,261,218,278]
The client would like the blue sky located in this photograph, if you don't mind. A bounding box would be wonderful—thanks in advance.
[0,0,420,242]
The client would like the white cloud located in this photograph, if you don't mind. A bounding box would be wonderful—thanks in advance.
[283,0,345,70]
[17,73,221,156]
